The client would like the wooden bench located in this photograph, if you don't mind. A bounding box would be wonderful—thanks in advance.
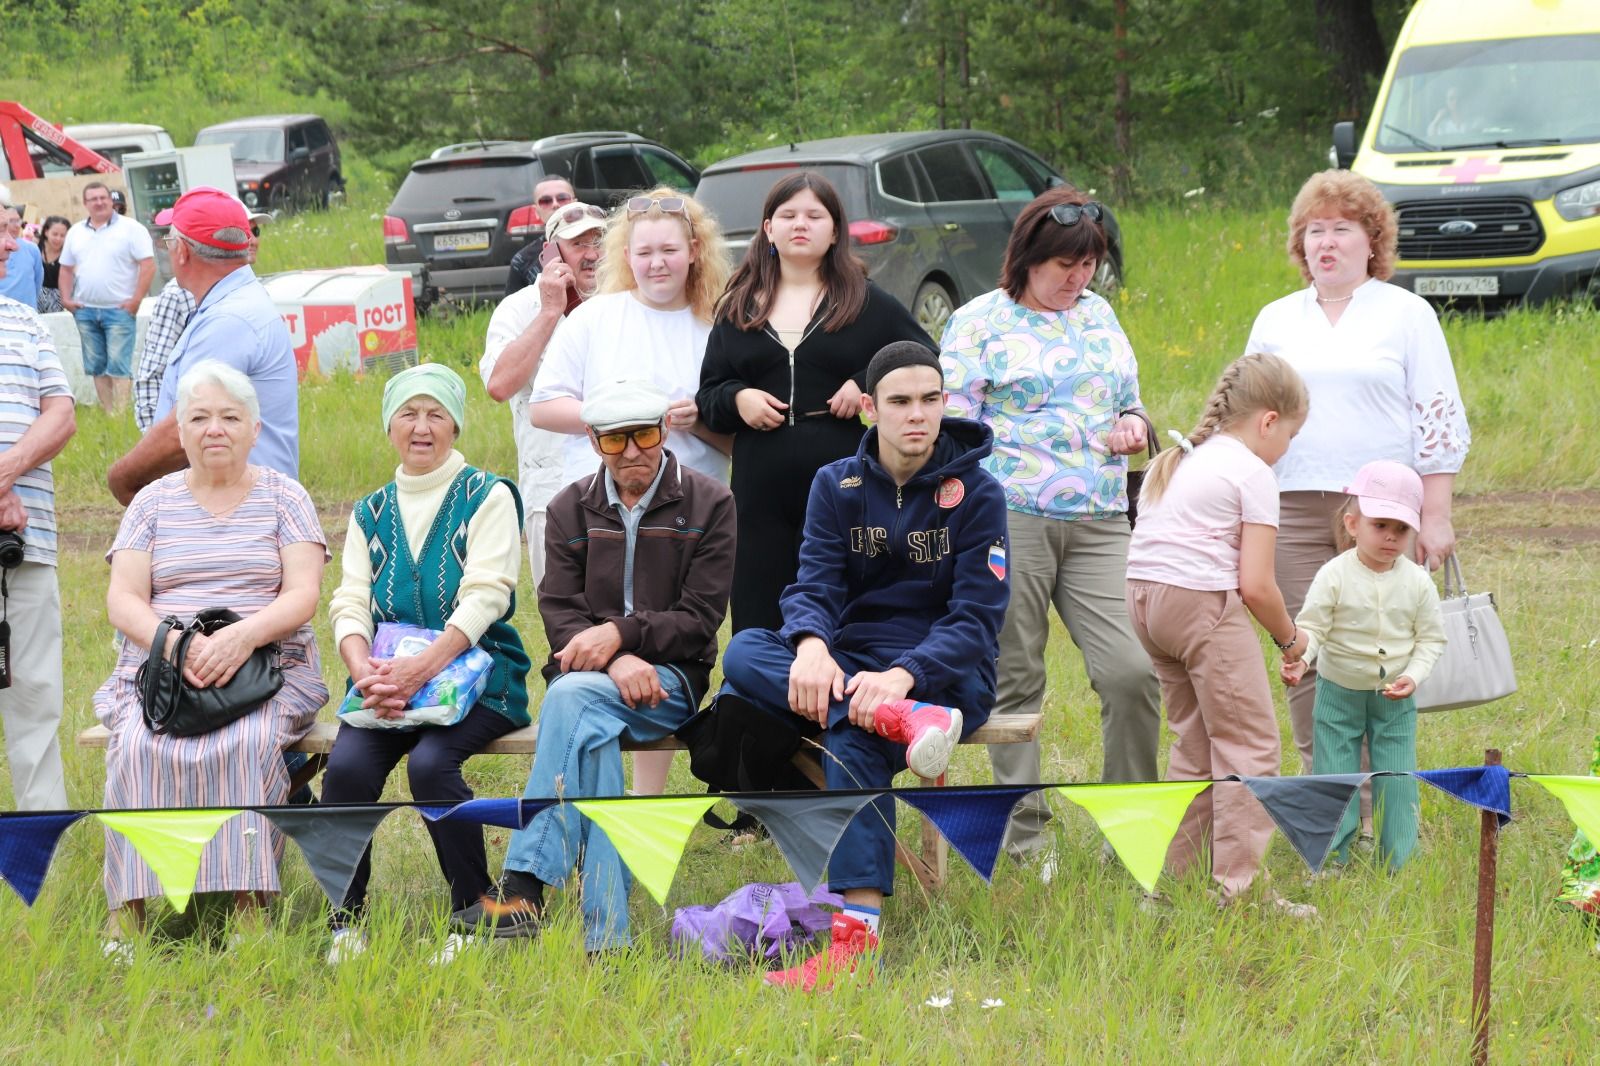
[78,713,1042,893]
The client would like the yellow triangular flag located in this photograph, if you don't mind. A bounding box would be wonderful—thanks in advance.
[1057,782,1211,893]
[1530,776,1600,846]
[96,809,242,913]
[573,796,717,905]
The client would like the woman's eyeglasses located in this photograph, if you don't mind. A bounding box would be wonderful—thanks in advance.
[537,191,576,209]
[592,423,664,454]
[627,195,689,219]
[1048,201,1106,227]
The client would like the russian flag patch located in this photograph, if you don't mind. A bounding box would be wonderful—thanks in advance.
[987,540,1007,581]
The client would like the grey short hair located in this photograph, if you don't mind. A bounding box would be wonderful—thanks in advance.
[171,224,250,261]
[175,359,261,423]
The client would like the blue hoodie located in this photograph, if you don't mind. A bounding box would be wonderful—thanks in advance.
[779,415,1010,703]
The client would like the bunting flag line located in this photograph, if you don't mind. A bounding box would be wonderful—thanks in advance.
[1056,781,1211,893]
[1238,773,1372,873]
[263,806,394,908]
[1415,766,1513,827]
[574,796,718,905]
[419,798,557,830]
[0,812,85,905]
[1527,776,1600,847]
[95,809,242,914]
[896,786,1041,882]
[731,793,882,892]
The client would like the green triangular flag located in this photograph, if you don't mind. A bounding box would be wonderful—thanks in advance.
[1530,776,1600,845]
[96,809,242,914]
[573,796,716,905]
[1057,782,1211,893]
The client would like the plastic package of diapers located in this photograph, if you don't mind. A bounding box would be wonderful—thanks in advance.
[337,622,494,730]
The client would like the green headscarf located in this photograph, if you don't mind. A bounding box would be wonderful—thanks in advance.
[382,363,467,434]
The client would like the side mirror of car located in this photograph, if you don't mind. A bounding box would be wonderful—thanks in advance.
[1045,174,1067,189]
[289,145,311,164]
[1331,122,1357,170]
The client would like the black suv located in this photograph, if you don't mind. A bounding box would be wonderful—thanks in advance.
[696,131,1124,340]
[384,131,700,306]
[194,114,344,214]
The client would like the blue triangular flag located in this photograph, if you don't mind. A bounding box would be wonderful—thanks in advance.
[419,797,556,830]
[731,793,883,893]
[1414,766,1512,827]
[0,812,84,905]
[896,787,1041,882]
[264,806,393,907]
[1238,774,1372,873]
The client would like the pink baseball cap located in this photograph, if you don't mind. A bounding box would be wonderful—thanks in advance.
[153,187,251,250]
[1345,460,1423,529]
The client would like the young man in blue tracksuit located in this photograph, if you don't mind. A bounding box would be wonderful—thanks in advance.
[719,341,1010,991]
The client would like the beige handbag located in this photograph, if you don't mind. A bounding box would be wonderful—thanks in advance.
[1415,555,1517,712]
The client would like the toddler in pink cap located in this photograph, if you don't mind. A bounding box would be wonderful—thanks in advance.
[1282,459,1446,871]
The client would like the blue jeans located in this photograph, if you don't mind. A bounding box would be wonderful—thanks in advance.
[503,667,696,951]
[719,628,992,897]
[73,306,135,377]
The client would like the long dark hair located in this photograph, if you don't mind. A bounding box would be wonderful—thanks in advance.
[38,216,69,258]
[715,170,868,333]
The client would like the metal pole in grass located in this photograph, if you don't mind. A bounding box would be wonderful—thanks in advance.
[1470,749,1502,1066]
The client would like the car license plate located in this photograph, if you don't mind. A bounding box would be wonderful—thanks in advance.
[433,231,489,252]
[1414,275,1499,297]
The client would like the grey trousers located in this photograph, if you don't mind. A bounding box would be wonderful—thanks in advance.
[987,510,1161,858]
[0,562,68,810]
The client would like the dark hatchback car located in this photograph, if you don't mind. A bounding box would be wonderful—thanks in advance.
[384,131,700,306]
[194,114,344,213]
[695,131,1124,339]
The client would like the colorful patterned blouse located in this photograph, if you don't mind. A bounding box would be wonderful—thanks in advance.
[940,287,1142,520]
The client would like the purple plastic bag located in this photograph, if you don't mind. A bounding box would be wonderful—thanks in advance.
[671,882,844,964]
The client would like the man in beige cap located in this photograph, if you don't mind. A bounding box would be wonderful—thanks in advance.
[453,378,735,953]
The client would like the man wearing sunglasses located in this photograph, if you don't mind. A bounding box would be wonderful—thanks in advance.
[454,378,735,951]
[480,201,606,587]
[503,175,581,298]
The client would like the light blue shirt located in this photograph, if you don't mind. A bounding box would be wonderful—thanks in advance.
[603,457,667,615]
[0,240,44,307]
[155,265,299,477]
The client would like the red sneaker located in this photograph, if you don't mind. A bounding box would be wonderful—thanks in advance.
[873,699,963,778]
[764,911,879,991]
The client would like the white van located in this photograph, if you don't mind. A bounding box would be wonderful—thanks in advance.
[60,123,175,168]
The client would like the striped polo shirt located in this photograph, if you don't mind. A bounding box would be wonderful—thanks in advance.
[0,296,71,567]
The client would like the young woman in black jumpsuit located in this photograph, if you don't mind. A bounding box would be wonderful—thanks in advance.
[697,171,931,632]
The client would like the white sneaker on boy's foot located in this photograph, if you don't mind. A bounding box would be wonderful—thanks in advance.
[427,932,478,966]
[326,926,368,966]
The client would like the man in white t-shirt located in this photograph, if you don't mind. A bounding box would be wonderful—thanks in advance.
[58,182,155,414]
[479,201,605,587]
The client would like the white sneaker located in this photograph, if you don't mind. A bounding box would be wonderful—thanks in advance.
[1038,848,1060,885]
[1269,895,1319,920]
[427,931,477,966]
[102,938,133,966]
[326,926,368,965]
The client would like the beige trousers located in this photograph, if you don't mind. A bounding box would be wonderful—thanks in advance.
[1127,581,1280,896]
[988,510,1162,858]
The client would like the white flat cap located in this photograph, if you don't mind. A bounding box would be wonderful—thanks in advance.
[582,379,670,432]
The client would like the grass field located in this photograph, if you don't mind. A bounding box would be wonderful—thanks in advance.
[3,194,1600,1064]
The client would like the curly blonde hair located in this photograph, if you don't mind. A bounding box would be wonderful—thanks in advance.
[1286,169,1398,283]
[597,186,731,322]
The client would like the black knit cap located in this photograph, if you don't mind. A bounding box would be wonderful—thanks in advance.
[865,340,942,395]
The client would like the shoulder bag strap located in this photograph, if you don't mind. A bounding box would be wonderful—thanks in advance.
[1123,408,1160,461]
[1441,553,1467,598]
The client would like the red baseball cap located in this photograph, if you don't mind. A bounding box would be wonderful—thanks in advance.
[154,187,252,250]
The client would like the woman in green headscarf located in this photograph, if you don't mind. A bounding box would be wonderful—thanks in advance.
[321,363,530,964]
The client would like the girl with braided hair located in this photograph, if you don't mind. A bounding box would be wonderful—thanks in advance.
[1124,353,1315,911]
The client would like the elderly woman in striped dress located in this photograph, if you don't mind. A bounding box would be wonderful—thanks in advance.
[97,360,328,954]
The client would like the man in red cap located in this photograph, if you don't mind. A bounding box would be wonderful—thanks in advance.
[107,187,298,504]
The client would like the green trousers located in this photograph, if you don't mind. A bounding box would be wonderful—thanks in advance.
[1311,677,1419,871]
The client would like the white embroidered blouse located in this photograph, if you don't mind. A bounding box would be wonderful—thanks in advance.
[1245,277,1470,492]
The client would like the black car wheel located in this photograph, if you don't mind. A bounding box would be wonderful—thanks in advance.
[320,176,344,210]
[913,279,957,342]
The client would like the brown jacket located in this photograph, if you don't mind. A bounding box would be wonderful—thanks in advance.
[539,451,735,703]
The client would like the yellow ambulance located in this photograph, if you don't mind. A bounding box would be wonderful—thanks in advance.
[1332,0,1600,308]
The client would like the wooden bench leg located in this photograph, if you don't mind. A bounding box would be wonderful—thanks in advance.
[289,752,327,796]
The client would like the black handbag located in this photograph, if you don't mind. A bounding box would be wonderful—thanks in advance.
[1124,410,1162,529]
[677,691,821,831]
[137,608,284,737]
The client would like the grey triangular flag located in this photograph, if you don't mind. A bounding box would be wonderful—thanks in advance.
[264,806,394,907]
[1238,774,1373,873]
[731,793,883,892]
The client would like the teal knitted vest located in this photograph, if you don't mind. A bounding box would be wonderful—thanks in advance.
[354,465,531,727]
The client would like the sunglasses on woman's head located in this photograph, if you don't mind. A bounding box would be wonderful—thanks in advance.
[1048,201,1106,227]
[627,195,688,219]
[593,423,664,454]
[537,191,575,208]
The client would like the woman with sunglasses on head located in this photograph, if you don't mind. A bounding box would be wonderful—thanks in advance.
[529,186,730,794]
[696,171,930,633]
[940,186,1161,873]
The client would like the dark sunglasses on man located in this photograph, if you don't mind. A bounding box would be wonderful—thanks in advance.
[592,423,664,455]
[1048,201,1106,227]
[537,190,576,209]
